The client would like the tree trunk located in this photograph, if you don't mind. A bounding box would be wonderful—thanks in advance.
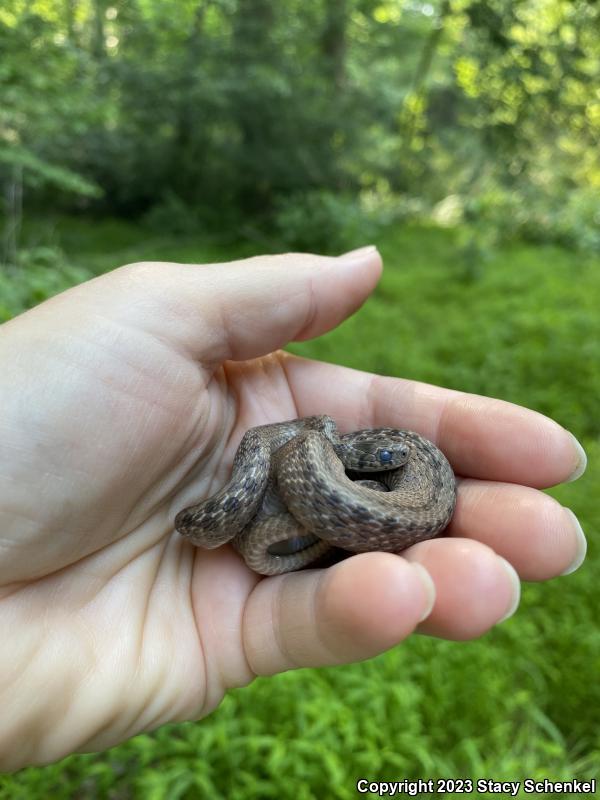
[91,0,106,61]
[174,2,207,155]
[232,0,276,211]
[402,0,452,146]
[2,166,23,268]
[320,0,348,91]
[65,0,76,43]
[411,0,451,95]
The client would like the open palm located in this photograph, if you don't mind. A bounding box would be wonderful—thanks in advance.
[0,249,586,770]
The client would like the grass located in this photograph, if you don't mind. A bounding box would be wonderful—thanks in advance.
[0,217,598,799]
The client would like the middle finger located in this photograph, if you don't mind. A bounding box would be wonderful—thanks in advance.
[447,479,586,581]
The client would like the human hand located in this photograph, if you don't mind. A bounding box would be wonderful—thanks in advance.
[0,247,586,769]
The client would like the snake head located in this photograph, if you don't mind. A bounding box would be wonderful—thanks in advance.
[336,430,412,472]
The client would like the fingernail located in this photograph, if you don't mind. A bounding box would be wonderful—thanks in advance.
[338,245,378,262]
[560,507,587,575]
[566,432,587,482]
[410,563,436,622]
[498,557,521,623]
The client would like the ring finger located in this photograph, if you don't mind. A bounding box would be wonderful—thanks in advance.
[448,479,587,581]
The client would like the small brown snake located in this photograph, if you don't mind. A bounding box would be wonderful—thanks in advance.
[175,415,456,575]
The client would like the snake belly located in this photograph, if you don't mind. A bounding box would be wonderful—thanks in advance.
[175,415,456,576]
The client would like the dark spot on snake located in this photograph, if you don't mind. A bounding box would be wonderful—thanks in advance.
[222,496,240,513]
[267,534,320,556]
[200,516,221,532]
[353,505,372,522]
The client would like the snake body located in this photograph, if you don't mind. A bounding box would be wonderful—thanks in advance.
[175,415,456,575]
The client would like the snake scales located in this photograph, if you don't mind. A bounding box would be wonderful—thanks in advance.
[175,415,456,575]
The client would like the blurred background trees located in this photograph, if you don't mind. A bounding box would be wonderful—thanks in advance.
[1,0,599,259]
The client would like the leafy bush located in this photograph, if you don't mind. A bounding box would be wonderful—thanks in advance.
[271,191,367,253]
[271,190,424,253]
[464,185,600,253]
[141,192,201,236]
[0,245,92,321]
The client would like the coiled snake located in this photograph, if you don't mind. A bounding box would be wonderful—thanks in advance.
[175,415,456,575]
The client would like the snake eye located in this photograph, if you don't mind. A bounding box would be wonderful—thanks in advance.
[378,449,393,464]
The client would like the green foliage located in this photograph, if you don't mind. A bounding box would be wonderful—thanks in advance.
[0,218,598,797]
[142,191,208,237]
[2,0,599,243]
[0,147,100,198]
[463,184,600,253]
[0,7,104,197]
[271,190,380,253]
[0,246,92,321]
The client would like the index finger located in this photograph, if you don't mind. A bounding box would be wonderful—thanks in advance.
[280,354,586,488]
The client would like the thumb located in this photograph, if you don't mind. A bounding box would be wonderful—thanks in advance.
[121,246,382,362]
